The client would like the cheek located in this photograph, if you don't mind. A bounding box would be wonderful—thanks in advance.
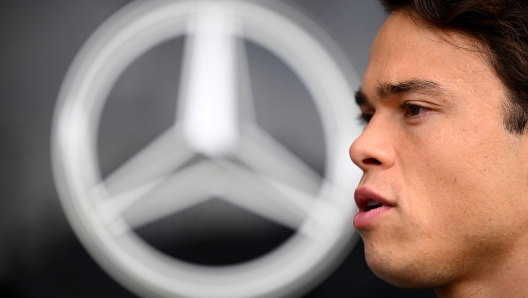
[399,125,522,247]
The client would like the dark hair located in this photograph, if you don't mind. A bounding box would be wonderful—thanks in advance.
[380,0,528,134]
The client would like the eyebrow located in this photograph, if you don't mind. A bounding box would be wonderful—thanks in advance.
[355,79,448,106]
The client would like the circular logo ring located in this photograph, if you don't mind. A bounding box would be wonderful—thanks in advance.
[52,1,363,297]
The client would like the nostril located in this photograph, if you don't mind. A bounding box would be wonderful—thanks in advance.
[363,158,381,165]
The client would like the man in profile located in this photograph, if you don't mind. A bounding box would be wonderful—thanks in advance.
[350,0,528,297]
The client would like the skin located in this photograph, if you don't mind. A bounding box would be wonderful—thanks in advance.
[350,12,528,297]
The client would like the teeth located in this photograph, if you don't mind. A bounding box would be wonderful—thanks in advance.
[367,200,382,208]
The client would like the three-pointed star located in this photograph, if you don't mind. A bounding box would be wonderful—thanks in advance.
[93,5,331,238]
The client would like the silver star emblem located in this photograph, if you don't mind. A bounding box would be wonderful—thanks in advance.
[52,1,363,297]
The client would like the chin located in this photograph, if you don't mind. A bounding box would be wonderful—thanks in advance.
[364,244,452,289]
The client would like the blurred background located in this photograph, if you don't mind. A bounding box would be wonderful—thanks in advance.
[0,0,436,297]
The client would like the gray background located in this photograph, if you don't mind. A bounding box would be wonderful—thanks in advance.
[0,1,435,297]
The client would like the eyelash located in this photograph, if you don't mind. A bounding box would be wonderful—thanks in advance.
[401,103,429,119]
[357,103,428,125]
[357,113,373,125]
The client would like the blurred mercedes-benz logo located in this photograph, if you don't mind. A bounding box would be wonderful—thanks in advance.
[52,1,363,297]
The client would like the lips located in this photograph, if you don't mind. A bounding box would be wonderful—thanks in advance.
[353,187,394,229]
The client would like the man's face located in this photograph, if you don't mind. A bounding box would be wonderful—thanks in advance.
[350,12,528,287]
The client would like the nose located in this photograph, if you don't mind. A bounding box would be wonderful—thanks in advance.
[349,118,395,172]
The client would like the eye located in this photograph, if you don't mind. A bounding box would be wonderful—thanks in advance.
[402,103,428,119]
[357,113,373,124]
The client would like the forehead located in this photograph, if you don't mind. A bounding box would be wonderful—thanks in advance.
[362,12,500,101]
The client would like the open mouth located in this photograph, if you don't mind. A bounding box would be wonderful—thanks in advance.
[366,199,383,211]
[353,187,393,228]
[354,188,393,213]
